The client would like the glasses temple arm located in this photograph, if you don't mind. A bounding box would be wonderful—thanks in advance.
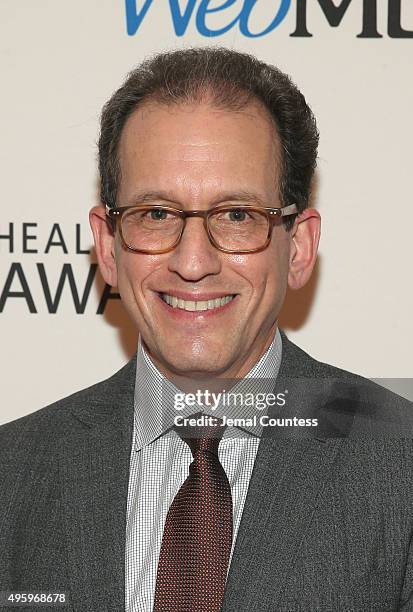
[279,203,298,217]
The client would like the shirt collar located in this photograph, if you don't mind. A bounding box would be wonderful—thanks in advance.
[133,328,282,451]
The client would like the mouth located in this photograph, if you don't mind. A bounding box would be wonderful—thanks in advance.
[159,292,236,312]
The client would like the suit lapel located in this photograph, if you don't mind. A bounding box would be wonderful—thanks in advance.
[222,335,349,611]
[222,436,343,611]
[59,359,135,611]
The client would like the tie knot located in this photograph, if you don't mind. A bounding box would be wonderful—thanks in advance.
[174,413,226,458]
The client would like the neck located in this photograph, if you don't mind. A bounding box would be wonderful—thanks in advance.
[141,324,278,382]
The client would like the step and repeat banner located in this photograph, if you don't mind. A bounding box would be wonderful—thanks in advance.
[1,1,412,425]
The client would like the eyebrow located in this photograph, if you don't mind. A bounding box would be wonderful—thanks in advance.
[125,190,268,208]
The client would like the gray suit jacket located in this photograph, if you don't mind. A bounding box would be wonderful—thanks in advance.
[1,333,413,611]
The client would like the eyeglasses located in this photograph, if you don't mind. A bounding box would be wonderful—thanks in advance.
[105,202,298,255]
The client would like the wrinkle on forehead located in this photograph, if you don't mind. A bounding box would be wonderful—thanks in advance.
[117,99,282,204]
[121,98,279,159]
[157,141,225,163]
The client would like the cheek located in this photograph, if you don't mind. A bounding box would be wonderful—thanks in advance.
[229,242,289,297]
[256,267,286,306]
[114,249,158,299]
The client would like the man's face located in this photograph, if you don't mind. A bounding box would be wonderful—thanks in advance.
[111,100,293,378]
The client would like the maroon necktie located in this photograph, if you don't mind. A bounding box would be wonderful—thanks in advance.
[153,418,233,612]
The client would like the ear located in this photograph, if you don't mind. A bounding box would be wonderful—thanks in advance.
[287,208,321,290]
[89,205,118,287]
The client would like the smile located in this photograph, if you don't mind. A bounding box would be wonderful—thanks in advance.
[160,293,235,312]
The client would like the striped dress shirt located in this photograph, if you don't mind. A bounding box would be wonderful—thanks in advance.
[125,328,282,612]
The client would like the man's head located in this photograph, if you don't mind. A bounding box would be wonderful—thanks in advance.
[90,48,320,379]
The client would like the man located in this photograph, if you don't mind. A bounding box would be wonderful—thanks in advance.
[0,48,412,612]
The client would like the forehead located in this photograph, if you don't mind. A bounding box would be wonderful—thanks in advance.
[117,99,281,203]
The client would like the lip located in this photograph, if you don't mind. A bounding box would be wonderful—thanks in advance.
[155,291,239,318]
[157,290,237,301]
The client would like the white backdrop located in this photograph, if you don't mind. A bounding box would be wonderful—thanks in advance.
[1,1,412,426]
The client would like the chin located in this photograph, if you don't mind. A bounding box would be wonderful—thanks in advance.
[159,348,231,379]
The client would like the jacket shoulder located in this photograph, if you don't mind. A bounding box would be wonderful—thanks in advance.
[0,354,136,455]
[280,332,412,436]
[280,331,366,380]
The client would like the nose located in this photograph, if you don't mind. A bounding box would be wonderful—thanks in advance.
[167,217,222,281]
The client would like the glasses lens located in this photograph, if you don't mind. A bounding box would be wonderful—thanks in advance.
[121,206,183,252]
[208,207,269,251]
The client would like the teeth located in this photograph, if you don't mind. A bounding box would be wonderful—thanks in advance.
[161,294,234,311]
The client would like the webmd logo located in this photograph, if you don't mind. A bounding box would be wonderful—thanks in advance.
[125,0,413,38]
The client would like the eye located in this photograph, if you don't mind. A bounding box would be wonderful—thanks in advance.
[227,208,247,222]
[147,208,169,221]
